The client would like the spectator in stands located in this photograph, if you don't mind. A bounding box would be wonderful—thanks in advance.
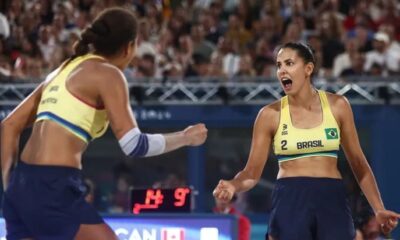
[0,11,10,39]
[349,24,374,53]
[256,14,281,47]
[212,36,241,78]
[176,34,194,73]
[21,56,44,82]
[236,54,256,77]
[340,52,366,78]
[199,10,223,45]
[375,0,400,39]
[378,23,400,57]
[282,0,315,32]
[254,38,274,64]
[225,13,252,53]
[213,194,251,240]
[13,54,44,81]
[36,24,60,69]
[208,53,226,78]
[52,12,71,43]
[281,21,304,44]
[364,32,400,75]
[260,0,283,40]
[184,52,210,78]
[317,11,345,77]
[156,27,175,66]
[1,0,400,82]
[191,23,216,60]
[135,19,157,62]
[135,53,156,78]
[6,26,26,62]
[162,62,183,79]
[368,62,385,77]
[333,37,360,77]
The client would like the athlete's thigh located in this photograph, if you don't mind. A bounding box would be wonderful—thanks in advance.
[75,223,118,240]
[315,180,355,240]
[3,193,33,240]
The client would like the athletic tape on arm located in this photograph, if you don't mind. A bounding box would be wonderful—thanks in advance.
[118,128,166,157]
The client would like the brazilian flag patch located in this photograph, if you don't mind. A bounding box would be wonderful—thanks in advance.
[325,128,339,140]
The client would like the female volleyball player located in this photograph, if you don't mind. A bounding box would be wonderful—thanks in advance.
[1,7,207,240]
[213,42,399,240]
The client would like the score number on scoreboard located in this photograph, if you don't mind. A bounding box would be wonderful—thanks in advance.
[130,187,192,214]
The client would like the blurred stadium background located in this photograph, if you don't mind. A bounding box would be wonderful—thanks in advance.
[1,0,400,239]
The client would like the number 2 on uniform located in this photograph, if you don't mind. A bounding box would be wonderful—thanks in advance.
[281,140,288,150]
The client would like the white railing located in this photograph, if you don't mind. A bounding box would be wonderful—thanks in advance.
[1,76,400,105]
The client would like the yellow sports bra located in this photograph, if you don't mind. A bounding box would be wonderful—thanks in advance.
[273,90,340,162]
[35,54,109,143]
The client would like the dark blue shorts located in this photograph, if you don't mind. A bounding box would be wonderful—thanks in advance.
[267,177,355,240]
[3,161,103,240]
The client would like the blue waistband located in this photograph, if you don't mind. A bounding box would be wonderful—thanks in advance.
[276,176,343,184]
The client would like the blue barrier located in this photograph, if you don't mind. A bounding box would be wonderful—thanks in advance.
[0,214,237,240]
[1,104,399,238]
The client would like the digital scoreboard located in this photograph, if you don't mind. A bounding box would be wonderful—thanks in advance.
[130,187,192,214]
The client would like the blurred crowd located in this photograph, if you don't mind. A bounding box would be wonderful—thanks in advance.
[0,0,399,83]
[1,1,396,238]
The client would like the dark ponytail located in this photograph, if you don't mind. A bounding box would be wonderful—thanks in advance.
[65,7,137,66]
[71,36,90,58]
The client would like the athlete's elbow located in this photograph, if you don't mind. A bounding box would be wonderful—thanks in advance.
[1,118,9,128]
[252,176,261,186]
[351,159,371,181]
[1,117,14,133]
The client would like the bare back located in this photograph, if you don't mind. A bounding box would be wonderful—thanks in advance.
[21,60,107,168]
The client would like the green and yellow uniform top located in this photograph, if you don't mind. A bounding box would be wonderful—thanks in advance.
[273,91,340,162]
[35,54,109,143]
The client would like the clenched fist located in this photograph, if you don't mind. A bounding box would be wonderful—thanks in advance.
[183,123,208,146]
[376,209,400,235]
[213,180,236,203]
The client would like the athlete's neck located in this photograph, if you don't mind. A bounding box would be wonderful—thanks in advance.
[93,51,127,70]
[288,85,318,109]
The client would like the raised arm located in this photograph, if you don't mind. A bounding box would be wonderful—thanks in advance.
[96,64,207,157]
[1,83,44,189]
[335,96,400,233]
[213,105,277,202]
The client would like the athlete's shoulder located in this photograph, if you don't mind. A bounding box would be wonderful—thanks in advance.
[82,61,127,89]
[324,91,351,109]
[324,92,352,125]
[89,61,124,79]
[256,99,281,128]
[254,99,280,134]
[260,99,281,117]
